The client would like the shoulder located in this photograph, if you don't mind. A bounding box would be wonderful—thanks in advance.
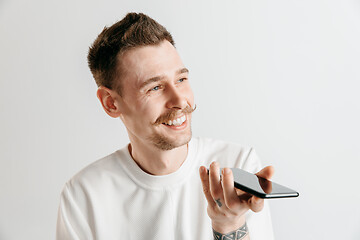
[58,146,135,216]
[70,151,119,184]
[194,137,262,173]
[63,147,129,196]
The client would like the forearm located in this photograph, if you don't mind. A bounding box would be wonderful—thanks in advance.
[213,222,249,240]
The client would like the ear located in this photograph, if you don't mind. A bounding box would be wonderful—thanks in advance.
[96,86,122,118]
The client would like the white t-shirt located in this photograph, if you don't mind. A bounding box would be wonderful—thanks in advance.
[56,137,274,240]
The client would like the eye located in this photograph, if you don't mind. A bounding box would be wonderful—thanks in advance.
[177,78,186,83]
[150,85,161,91]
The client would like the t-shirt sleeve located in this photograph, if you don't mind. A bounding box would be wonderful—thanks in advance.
[56,184,93,240]
[242,148,275,240]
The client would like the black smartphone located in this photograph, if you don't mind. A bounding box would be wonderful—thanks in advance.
[230,168,299,199]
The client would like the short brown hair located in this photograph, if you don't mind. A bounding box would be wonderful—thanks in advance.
[87,12,175,95]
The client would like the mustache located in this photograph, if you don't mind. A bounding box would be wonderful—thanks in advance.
[154,105,197,125]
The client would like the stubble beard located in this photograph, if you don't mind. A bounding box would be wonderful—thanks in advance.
[148,126,192,151]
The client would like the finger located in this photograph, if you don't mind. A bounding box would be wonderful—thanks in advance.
[199,166,216,208]
[258,176,272,194]
[248,196,264,213]
[221,168,241,211]
[209,162,223,207]
[256,166,275,180]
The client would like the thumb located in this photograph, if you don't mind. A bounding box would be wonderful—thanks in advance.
[255,166,274,180]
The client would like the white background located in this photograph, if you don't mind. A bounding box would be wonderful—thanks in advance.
[1,0,360,239]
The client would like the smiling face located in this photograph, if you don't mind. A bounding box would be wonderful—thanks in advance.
[115,40,195,151]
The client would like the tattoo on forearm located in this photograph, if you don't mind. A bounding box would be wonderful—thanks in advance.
[215,198,222,207]
[213,223,248,240]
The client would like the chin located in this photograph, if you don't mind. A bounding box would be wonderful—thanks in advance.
[150,131,192,151]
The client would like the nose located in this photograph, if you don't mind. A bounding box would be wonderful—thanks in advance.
[165,85,187,110]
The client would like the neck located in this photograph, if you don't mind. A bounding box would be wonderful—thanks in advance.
[128,140,188,176]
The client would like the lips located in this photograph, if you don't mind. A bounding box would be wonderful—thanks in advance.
[163,115,186,126]
[154,105,195,126]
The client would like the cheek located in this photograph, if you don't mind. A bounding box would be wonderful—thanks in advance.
[135,98,162,122]
[122,106,156,132]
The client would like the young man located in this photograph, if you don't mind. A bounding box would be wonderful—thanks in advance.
[56,13,274,240]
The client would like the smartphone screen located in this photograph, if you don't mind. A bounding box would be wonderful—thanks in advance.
[230,168,299,199]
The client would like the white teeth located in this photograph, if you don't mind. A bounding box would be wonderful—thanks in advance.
[165,116,186,126]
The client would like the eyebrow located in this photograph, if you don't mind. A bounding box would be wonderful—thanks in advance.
[140,67,189,90]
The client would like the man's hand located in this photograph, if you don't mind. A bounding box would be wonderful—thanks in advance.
[199,162,274,236]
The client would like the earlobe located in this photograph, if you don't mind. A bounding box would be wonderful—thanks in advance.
[97,86,122,118]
